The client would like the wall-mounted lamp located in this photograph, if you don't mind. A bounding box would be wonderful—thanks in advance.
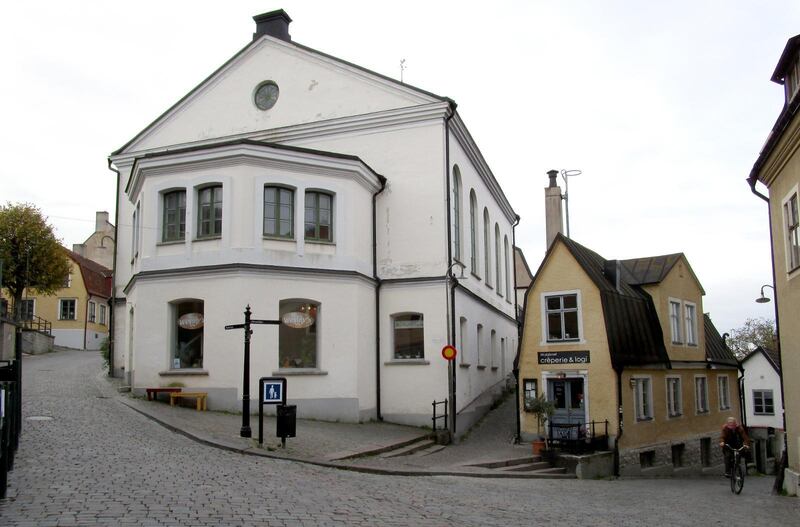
[755,284,774,304]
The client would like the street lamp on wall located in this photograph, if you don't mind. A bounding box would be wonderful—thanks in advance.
[755,284,774,304]
[445,260,466,440]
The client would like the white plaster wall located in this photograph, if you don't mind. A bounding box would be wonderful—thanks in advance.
[130,37,434,153]
[743,353,784,430]
[51,329,84,349]
[129,271,375,419]
[84,330,108,351]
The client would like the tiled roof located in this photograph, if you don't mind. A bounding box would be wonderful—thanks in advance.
[66,250,112,299]
[743,346,781,374]
[703,314,738,366]
[514,247,533,289]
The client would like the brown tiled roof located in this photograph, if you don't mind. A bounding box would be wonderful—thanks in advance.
[743,346,781,374]
[66,250,112,299]
[514,246,533,289]
[703,314,738,366]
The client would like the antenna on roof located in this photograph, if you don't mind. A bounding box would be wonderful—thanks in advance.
[400,59,407,83]
[560,169,582,238]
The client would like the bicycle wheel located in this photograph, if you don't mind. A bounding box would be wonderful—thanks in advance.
[733,460,745,494]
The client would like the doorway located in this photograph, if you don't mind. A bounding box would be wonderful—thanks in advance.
[547,377,585,440]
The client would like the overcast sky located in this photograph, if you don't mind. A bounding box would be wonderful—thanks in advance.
[2,1,798,334]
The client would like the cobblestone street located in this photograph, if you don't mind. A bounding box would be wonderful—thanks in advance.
[1,350,798,526]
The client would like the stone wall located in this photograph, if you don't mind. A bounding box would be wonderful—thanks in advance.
[20,329,54,355]
[0,318,17,361]
[619,432,724,477]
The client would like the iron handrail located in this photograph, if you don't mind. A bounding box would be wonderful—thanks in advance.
[432,398,448,432]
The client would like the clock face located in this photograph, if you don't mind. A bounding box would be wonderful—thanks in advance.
[254,81,279,110]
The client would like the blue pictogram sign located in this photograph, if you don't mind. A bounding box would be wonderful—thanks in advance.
[260,377,287,405]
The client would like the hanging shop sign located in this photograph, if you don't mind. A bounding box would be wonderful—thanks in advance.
[281,311,315,329]
[538,351,590,365]
[178,312,204,330]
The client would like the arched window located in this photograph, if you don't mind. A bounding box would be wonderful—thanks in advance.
[392,313,425,359]
[491,329,497,368]
[504,236,511,299]
[459,316,468,366]
[162,189,186,242]
[483,208,491,286]
[477,323,484,366]
[264,185,294,238]
[452,166,462,261]
[470,190,478,275]
[495,224,501,296]
[197,185,223,238]
[279,300,319,368]
[304,191,333,242]
[171,299,204,369]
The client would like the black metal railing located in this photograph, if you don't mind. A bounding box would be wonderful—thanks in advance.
[0,338,22,499]
[548,420,609,454]
[19,314,51,335]
[431,398,448,432]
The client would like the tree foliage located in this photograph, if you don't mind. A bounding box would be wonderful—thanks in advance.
[726,317,776,359]
[0,203,71,317]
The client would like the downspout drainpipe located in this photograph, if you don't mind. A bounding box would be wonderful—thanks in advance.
[107,159,121,377]
[614,367,624,477]
[373,177,387,421]
[83,297,89,350]
[748,177,788,489]
[444,101,457,437]
[511,214,521,443]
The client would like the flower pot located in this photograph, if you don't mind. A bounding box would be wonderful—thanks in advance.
[532,439,546,455]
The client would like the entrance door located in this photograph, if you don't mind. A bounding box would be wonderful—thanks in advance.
[547,378,585,440]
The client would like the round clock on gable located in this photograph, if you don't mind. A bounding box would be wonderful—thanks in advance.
[254,81,279,110]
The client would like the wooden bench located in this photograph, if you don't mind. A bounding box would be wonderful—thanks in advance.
[169,391,208,411]
[146,387,182,401]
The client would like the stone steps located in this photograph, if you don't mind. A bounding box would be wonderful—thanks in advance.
[380,438,437,458]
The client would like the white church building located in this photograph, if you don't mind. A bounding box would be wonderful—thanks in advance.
[109,10,519,435]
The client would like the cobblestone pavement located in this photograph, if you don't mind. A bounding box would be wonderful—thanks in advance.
[1,350,798,526]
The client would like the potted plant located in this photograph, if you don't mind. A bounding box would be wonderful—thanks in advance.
[525,394,555,455]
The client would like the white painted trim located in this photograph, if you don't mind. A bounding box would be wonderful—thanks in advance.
[668,297,683,344]
[631,374,654,422]
[694,374,709,415]
[540,370,590,425]
[683,300,698,346]
[717,373,732,411]
[665,374,683,419]
[539,289,585,346]
[781,183,800,275]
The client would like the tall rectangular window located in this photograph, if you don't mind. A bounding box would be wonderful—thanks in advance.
[666,376,682,417]
[173,300,203,369]
[162,190,186,242]
[504,237,510,299]
[88,301,96,323]
[634,378,652,421]
[545,293,579,342]
[718,375,730,410]
[669,300,682,343]
[695,376,709,414]
[197,185,223,238]
[99,304,107,326]
[453,167,461,261]
[264,186,294,238]
[279,300,319,368]
[459,316,468,366]
[304,191,332,242]
[523,379,537,410]
[753,389,775,415]
[483,209,491,286]
[19,299,35,321]
[59,299,76,320]
[392,313,424,360]
[785,192,800,270]
[685,302,697,345]
[469,191,478,275]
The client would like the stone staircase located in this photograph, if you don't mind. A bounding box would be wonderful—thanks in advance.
[464,455,571,476]
[379,437,447,458]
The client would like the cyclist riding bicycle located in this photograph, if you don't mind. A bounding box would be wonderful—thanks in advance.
[719,416,750,477]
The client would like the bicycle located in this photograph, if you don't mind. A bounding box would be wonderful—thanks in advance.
[724,444,748,494]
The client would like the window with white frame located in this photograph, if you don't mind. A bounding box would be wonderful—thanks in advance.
[280,300,319,368]
[523,379,537,410]
[504,236,510,299]
[264,185,294,239]
[392,313,424,360]
[197,185,223,238]
[477,324,484,366]
[494,224,501,296]
[695,376,709,413]
[684,302,697,346]
[483,208,491,286]
[88,301,96,323]
[666,376,682,417]
[633,377,653,421]
[162,189,186,242]
[545,293,580,342]
[753,389,774,415]
[131,202,140,260]
[99,304,107,326]
[62,271,72,289]
[490,329,497,368]
[718,375,731,410]
[669,300,682,344]
[172,299,203,369]
[784,191,800,270]
[59,299,76,320]
[469,190,478,275]
[459,316,468,366]
[453,166,462,261]
[19,299,34,321]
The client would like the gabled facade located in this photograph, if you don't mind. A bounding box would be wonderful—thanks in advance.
[741,346,784,473]
[517,234,740,476]
[17,250,111,350]
[747,33,800,495]
[72,211,115,270]
[108,11,518,434]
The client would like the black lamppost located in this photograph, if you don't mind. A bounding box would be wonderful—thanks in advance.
[445,261,465,438]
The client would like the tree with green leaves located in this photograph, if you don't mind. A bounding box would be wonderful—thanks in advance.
[0,203,70,320]
[726,317,777,359]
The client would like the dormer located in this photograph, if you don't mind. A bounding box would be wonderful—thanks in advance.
[771,35,800,104]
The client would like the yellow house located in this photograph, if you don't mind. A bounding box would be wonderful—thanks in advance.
[517,234,740,476]
[18,250,111,350]
[747,33,800,495]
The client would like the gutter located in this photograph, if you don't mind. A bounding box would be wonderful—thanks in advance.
[614,368,624,477]
[443,102,458,437]
[107,159,121,376]
[511,214,521,444]
[373,176,387,421]
[748,176,789,487]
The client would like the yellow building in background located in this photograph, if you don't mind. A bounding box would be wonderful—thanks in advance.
[18,250,111,350]
[517,234,740,476]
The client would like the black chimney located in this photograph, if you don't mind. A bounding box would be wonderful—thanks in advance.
[547,169,559,188]
[253,10,292,42]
